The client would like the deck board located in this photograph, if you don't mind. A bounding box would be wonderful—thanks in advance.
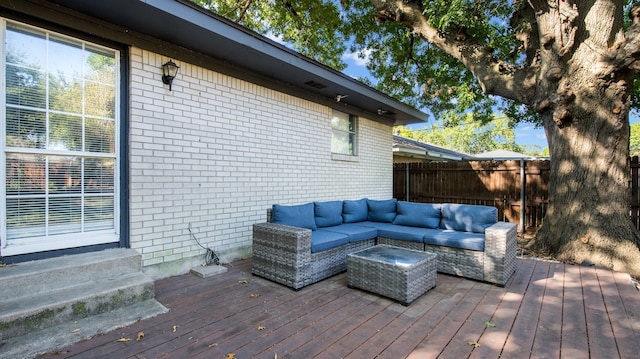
[468,259,532,359]
[560,264,589,359]
[499,259,549,358]
[437,284,505,359]
[379,279,473,359]
[407,281,487,358]
[46,257,640,359]
[613,270,640,340]
[596,267,640,359]
[530,262,564,359]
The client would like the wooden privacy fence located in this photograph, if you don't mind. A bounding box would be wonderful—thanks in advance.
[395,157,640,233]
[393,160,550,233]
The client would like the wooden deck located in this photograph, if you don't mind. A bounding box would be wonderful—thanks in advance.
[48,257,640,358]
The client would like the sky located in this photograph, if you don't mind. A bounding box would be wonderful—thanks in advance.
[340,51,550,150]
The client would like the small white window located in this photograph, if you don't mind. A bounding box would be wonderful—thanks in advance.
[331,110,356,155]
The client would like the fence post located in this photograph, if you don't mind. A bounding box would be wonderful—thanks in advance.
[405,162,410,202]
[520,159,526,233]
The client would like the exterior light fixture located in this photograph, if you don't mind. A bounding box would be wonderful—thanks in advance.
[161,60,180,91]
[335,94,348,102]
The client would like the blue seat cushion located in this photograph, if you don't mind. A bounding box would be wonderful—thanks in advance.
[367,199,397,223]
[377,225,431,243]
[343,198,369,223]
[440,204,497,234]
[323,223,378,243]
[314,200,344,228]
[272,203,317,230]
[424,230,485,251]
[356,221,398,231]
[311,229,349,253]
[393,201,441,228]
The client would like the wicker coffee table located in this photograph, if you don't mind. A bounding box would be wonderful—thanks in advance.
[347,245,437,305]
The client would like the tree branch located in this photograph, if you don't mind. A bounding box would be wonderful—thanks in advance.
[369,0,536,104]
[604,3,640,74]
[511,3,539,67]
[222,0,254,23]
[556,0,579,56]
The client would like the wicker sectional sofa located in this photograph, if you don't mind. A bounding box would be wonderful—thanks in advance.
[252,199,517,290]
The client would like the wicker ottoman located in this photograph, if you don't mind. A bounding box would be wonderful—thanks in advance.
[347,245,437,306]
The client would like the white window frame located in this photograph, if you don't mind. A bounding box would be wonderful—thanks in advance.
[331,109,357,156]
[0,19,121,256]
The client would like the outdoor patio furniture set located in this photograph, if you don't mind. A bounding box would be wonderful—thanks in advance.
[252,199,517,302]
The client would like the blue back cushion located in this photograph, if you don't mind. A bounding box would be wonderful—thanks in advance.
[367,199,397,223]
[314,201,344,227]
[393,201,441,228]
[271,203,317,230]
[343,198,369,223]
[440,204,497,233]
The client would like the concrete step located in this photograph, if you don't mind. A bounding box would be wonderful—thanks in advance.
[0,299,168,359]
[0,248,143,301]
[0,271,156,339]
[0,248,168,357]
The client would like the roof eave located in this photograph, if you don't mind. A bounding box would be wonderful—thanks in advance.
[45,0,428,125]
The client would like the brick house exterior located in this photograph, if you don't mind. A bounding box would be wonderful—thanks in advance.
[0,0,426,277]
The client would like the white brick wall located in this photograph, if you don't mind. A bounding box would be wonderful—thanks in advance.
[129,48,393,269]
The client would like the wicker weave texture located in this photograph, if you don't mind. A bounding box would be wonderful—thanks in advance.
[423,244,485,281]
[252,222,376,289]
[252,213,517,289]
[484,222,518,285]
[252,223,312,289]
[422,221,518,286]
[377,237,424,251]
[347,245,436,305]
[346,239,377,254]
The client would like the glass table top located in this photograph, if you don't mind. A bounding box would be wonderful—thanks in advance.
[350,245,433,267]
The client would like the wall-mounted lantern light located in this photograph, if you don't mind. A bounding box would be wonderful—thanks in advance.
[161,60,180,91]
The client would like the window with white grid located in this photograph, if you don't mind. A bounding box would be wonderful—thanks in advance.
[1,20,119,254]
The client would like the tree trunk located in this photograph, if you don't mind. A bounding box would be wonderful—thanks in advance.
[367,0,640,277]
[523,1,640,278]
[528,91,640,277]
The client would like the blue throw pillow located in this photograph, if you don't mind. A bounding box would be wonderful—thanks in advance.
[440,204,497,233]
[367,199,397,223]
[393,201,441,228]
[314,201,344,227]
[272,203,317,230]
[343,198,368,223]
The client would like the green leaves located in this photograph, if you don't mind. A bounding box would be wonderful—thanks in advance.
[630,122,640,157]
[394,113,525,155]
[193,0,539,127]
[193,0,348,71]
